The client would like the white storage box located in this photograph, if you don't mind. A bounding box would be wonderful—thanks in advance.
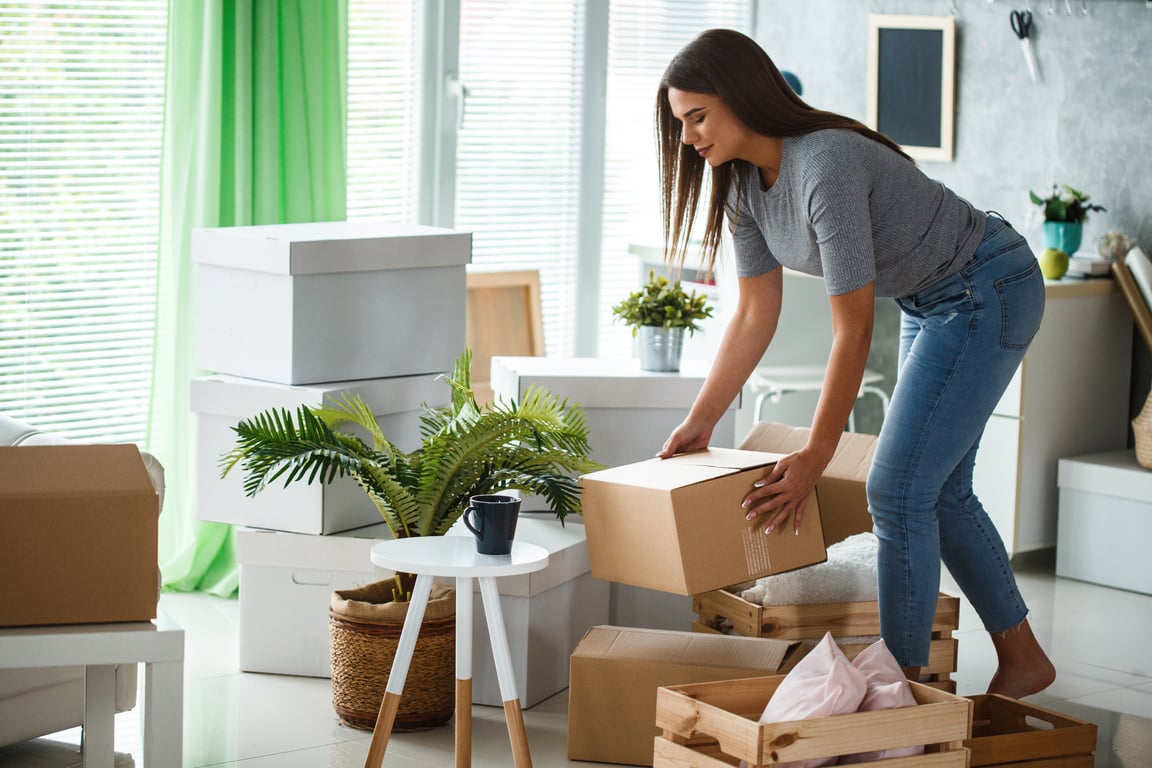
[490,356,739,479]
[237,516,607,707]
[451,516,608,707]
[491,356,736,632]
[236,523,394,677]
[193,221,471,384]
[1057,449,1152,595]
[193,372,443,534]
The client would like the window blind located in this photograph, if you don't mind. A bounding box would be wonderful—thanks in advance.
[345,0,421,223]
[454,0,586,358]
[0,1,167,442]
[596,1,752,358]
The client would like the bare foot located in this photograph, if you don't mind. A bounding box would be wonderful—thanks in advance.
[986,618,1056,699]
[986,658,1056,699]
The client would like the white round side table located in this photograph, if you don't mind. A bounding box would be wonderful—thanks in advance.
[363,536,550,768]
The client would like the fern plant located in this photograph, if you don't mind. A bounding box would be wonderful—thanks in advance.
[221,349,601,600]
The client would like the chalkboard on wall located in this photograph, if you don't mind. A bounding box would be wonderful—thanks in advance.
[866,15,956,162]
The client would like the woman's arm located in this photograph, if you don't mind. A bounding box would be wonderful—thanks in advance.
[658,269,783,457]
[743,280,876,531]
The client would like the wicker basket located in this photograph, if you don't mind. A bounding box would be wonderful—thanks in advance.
[329,579,456,731]
[1135,390,1152,470]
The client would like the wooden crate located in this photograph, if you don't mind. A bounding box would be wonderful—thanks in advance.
[654,675,971,767]
[693,590,960,689]
[966,694,1097,767]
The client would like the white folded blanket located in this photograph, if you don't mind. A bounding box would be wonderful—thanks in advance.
[739,532,879,605]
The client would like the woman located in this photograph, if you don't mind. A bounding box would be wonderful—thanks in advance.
[654,28,1055,698]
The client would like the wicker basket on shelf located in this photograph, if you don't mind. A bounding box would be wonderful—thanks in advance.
[1135,390,1152,470]
[329,580,456,731]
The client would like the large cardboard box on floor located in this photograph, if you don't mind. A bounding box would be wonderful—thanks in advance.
[193,221,471,385]
[193,372,443,534]
[566,625,797,766]
[0,445,159,627]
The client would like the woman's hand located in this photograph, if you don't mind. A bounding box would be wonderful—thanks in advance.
[741,447,827,534]
[657,418,713,459]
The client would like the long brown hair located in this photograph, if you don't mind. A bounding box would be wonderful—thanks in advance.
[657,28,912,275]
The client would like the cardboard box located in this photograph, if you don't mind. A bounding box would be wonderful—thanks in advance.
[736,420,877,547]
[580,448,827,596]
[236,523,394,676]
[493,356,743,627]
[1057,449,1152,595]
[654,675,972,767]
[965,694,1097,767]
[193,221,471,385]
[193,372,443,534]
[566,625,798,766]
[237,516,607,708]
[0,445,159,627]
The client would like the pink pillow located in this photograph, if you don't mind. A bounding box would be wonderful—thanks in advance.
[839,638,924,764]
[747,632,867,768]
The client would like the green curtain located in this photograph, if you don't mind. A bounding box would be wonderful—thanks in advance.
[148,0,348,597]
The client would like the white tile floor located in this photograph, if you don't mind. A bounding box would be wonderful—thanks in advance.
[2,553,1151,767]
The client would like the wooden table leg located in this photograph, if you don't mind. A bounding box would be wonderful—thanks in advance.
[455,576,474,768]
[363,575,434,768]
[478,577,532,768]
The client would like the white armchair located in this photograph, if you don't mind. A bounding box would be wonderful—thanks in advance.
[0,413,166,747]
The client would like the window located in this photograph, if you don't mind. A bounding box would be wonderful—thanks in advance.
[597,1,752,358]
[346,0,421,222]
[0,2,167,441]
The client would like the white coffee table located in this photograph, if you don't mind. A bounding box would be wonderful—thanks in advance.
[364,536,549,768]
[0,612,184,768]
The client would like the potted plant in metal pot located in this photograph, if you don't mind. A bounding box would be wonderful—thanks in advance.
[612,269,713,372]
[221,349,599,731]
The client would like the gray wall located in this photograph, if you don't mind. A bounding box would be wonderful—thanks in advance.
[752,0,1151,436]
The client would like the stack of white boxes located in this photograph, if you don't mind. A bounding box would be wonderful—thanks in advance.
[191,222,607,707]
[191,221,471,679]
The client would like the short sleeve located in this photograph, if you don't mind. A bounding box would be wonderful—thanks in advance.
[803,148,877,295]
[728,181,780,278]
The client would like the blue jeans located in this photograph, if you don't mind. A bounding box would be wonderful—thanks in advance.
[869,215,1045,667]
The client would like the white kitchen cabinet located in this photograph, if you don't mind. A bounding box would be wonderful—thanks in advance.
[973,279,1132,555]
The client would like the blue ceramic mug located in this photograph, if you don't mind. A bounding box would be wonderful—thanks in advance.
[462,494,521,555]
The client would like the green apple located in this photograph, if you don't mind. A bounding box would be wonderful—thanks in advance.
[1039,247,1069,280]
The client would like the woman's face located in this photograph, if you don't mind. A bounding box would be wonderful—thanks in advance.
[667,87,755,167]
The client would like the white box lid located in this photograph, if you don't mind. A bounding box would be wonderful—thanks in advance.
[236,523,395,572]
[490,356,738,410]
[191,373,445,417]
[1058,450,1152,502]
[192,221,472,275]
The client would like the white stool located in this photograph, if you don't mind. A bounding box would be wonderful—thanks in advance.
[0,613,185,768]
[748,365,890,432]
[364,536,550,768]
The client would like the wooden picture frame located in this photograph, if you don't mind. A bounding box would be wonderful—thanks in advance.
[866,14,956,162]
[465,269,545,405]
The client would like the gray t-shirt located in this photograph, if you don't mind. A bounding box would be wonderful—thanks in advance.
[728,129,987,298]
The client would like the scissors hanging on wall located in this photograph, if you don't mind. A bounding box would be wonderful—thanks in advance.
[1011,9,1041,83]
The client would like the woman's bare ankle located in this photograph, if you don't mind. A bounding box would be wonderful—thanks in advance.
[987,619,1056,698]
